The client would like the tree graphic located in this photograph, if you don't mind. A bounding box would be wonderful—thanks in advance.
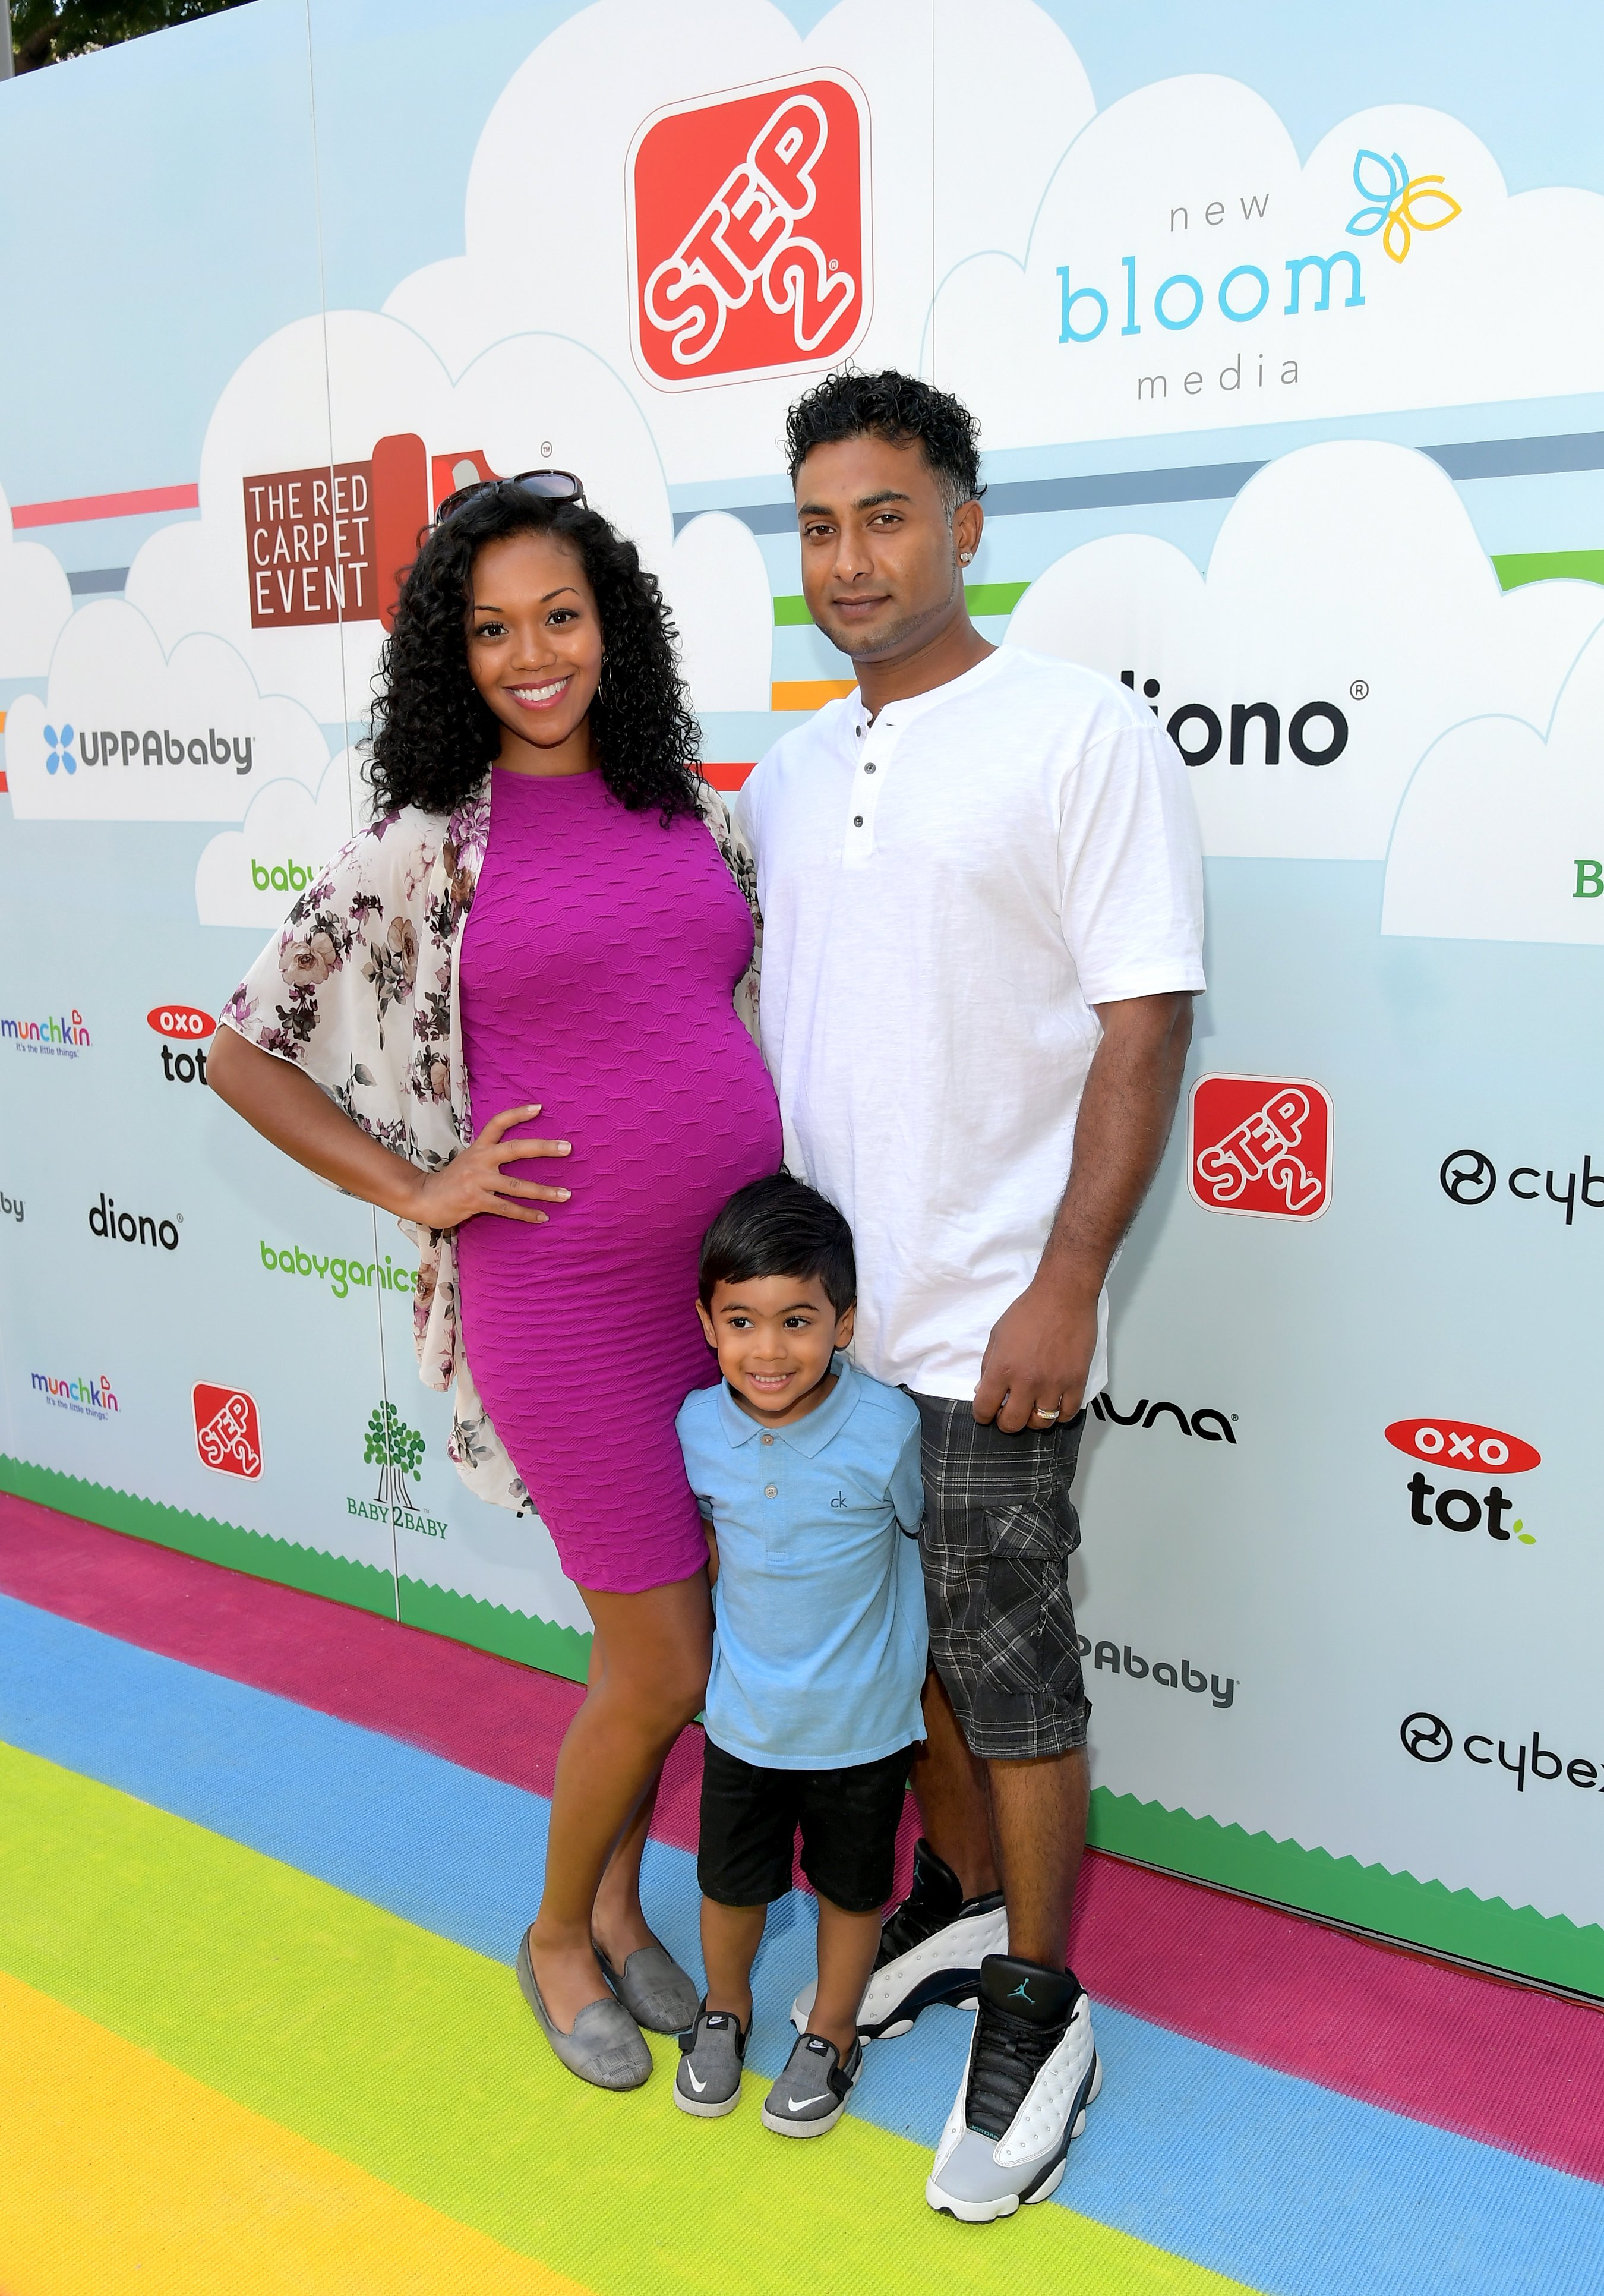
[364,1401,424,1514]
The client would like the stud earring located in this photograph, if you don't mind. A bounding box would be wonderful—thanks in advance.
[959,551,972,564]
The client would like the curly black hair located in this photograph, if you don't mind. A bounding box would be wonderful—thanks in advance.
[365,485,702,824]
[784,368,984,512]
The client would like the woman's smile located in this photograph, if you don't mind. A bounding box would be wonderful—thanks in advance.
[506,674,573,710]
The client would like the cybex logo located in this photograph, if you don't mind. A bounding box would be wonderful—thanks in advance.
[1385,1417,1540,1547]
[1439,1148,1604,1227]
[1189,1074,1332,1221]
[149,1004,216,1086]
[90,1192,181,1250]
[628,72,870,387]
[1401,1711,1602,1797]
[1121,672,1349,769]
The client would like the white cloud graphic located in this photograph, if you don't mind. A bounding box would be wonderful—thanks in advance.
[933,83,1604,447]
[385,0,1094,480]
[1006,439,1604,860]
[0,482,72,677]
[667,512,772,711]
[194,748,362,927]
[4,597,330,824]
[1382,622,1604,944]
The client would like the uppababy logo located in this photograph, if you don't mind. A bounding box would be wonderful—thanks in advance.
[1080,1630,1234,1710]
[45,723,75,774]
[32,1370,118,1419]
[194,1383,261,1480]
[76,726,254,774]
[1189,1075,1331,1221]
[627,71,871,387]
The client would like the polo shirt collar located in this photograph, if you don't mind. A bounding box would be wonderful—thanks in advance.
[714,1354,861,1454]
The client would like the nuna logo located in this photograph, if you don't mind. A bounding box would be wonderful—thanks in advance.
[627,71,871,387]
[33,1370,118,1417]
[1091,1390,1236,1443]
[1121,671,1349,771]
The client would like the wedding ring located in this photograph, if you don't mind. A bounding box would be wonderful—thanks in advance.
[1033,1404,1062,1421]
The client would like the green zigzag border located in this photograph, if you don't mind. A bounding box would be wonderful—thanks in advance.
[2,1452,1597,1999]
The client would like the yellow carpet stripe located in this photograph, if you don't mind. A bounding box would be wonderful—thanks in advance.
[0,1969,592,2296]
[0,1743,1258,2295]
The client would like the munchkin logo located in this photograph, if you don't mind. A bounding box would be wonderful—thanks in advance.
[33,1370,118,1418]
[2,1007,90,1059]
[627,72,871,387]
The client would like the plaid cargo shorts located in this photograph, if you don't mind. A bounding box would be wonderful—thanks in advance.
[909,1394,1090,1762]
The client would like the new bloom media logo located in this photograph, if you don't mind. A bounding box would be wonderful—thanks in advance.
[627,71,872,387]
[1188,1075,1332,1221]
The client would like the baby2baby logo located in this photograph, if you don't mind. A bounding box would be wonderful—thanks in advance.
[627,71,871,387]
[349,1401,447,1541]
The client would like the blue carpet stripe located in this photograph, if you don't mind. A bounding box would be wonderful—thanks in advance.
[1,1592,1600,2294]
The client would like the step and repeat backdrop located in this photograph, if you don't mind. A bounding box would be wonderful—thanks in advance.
[1,0,1600,1995]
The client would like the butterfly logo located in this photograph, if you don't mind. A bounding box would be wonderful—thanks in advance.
[1346,149,1461,264]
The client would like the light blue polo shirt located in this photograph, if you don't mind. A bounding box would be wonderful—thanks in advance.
[675,1358,928,1770]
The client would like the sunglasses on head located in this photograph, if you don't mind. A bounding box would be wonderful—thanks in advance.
[432,468,587,526]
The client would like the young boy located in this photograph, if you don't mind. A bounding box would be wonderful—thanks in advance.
[673,1173,927,2136]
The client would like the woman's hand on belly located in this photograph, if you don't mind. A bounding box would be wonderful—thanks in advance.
[413,1103,573,1231]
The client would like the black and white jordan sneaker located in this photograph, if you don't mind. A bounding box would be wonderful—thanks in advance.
[791,1837,1008,2041]
[925,1954,1101,2223]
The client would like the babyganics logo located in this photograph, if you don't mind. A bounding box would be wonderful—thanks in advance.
[1188,1076,1332,1221]
[627,72,871,387]
[33,1370,118,1420]
[1385,1416,1540,1548]
[148,1002,216,1086]
[194,1383,261,1480]
[258,1237,419,1300]
[350,1400,447,1540]
[4,1006,91,1061]
[1346,150,1461,265]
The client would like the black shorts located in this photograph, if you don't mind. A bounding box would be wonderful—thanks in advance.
[911,1394,1090,1762]
[697,1738,913,1916]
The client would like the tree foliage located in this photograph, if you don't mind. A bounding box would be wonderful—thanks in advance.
[364,1401,425,1480]
[11,0,252,74]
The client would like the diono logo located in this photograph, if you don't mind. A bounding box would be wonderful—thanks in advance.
[1120,670,1347,769]
[627,72,871,387]
[1189,1075,1331,1220]
[45,723,76,775]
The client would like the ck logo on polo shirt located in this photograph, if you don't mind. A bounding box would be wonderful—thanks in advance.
[627,72,872,387]
[1188,1074,1332,1221]
[831,1491,848,1509]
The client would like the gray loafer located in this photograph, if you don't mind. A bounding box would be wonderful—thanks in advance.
[594,1938,701,2035]
[516,1930,652,2090]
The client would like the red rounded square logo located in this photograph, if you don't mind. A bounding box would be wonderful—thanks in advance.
[627,71,872,389]
[193,1383,262,1479]
[1188,1074,1333,1221]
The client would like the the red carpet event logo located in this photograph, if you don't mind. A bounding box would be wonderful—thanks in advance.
[628,72,871,386]
[1189,1075,1331,1220]
[148,1002,216,1086]
[194,1383,261,1480]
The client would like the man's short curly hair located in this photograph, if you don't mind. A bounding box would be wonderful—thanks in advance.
[365,486,702,826]
[784,368,984,513]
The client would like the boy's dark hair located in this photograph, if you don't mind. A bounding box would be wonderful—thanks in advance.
[698,1172,856,1317]
[785,368,984,515]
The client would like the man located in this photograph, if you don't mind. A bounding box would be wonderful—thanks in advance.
[735,370,1204,2221]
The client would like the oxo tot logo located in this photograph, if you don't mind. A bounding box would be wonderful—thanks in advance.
[1188,1075,1332,1221]
[627,71,871,386]
[1385,1417,1541,1548]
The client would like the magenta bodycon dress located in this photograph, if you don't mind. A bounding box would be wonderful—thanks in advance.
[454,766,781,1594]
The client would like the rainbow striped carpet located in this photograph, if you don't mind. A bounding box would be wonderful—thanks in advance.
[2,1493,1602,2295]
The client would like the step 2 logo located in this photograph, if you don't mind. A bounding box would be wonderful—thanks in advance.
[194,1383,261,1479]
[1385,1415,1540,1546]
[1189,1075,1331,1220]
[627,71,871,387]
[148,1002,216,1085]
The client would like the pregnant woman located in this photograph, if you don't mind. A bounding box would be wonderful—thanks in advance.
[209,474,781,2092]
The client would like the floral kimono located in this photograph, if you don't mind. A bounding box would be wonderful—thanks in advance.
[222,774,762,1513]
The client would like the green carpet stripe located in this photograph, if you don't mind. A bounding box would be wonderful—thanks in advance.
[772,580,1029,626]
[0,1745,1255,2296]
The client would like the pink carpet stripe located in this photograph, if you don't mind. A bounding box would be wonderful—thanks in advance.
[4,1491,1603,2183]
[11,481,199,526]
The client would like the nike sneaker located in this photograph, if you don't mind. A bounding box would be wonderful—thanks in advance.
[925,1954,1101,2222]
[673,2002,747,2119]
[760,2031,863,2138]
[791,1836,1007,2040]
